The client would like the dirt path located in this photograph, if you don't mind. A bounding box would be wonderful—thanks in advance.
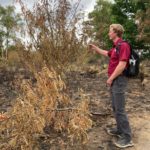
[66,69,150,150]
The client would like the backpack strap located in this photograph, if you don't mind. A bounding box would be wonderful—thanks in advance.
[115,40,131,55]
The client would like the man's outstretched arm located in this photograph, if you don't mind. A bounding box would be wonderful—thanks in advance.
[89,44,108,57]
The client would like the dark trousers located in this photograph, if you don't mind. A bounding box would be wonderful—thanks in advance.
[110,75,131,141]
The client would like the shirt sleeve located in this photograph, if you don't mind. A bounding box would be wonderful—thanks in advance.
[119,43,131,61]
[108,49,113,57]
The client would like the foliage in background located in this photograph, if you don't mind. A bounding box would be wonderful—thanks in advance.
[111,0,144,49]
[84,0,112,49]
[135,0,150,59]
[87,0,150,59]
[0,5,21,59]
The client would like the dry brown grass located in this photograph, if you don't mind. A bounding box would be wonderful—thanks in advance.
[0,66,92,149]
[0,1,92,149]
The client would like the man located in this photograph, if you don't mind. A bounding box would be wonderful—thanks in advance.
[89,24,134,148]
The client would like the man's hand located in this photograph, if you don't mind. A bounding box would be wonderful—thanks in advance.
[107,78,113,86]
[108,61,127,84]
[89,44,97,52]
[88,44,108,57]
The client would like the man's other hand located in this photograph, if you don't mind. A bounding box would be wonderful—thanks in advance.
[107,78,113,86]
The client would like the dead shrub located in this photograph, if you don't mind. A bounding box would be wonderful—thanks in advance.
[0,66,92,149]
[16,0,89,73]
[0,1,92,149]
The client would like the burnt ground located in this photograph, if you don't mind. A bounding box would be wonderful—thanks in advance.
[66,68,150,150]
[0,65,150,150]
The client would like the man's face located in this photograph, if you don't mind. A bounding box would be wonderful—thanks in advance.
[108,27,117,40]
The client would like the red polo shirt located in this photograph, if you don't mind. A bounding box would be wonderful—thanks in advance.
[108,38,130,76]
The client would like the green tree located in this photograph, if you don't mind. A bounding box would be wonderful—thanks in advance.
[87,0,113,49]
[136,0,150,43]
[111,0,145,49]
[87,0,149,58]
[135,0,150,58]
[0,5,21,58]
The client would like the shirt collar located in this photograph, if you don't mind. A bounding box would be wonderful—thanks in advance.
[113,38,123,47]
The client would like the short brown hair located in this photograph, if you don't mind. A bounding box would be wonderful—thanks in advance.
[110,24,124,37]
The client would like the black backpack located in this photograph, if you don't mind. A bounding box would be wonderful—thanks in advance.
[116,41,140,77]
